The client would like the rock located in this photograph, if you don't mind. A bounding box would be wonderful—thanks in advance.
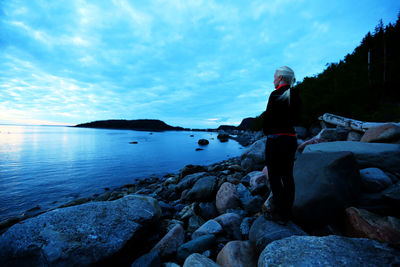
[196,148,204,151]
[228,164,244,172]
[196,202,218,221]
[177,172,208,192]
[192,220,223,240]
[344,207,400,245]
[361,123,400,143]
[177,235,216,263]
[198,139,209,145]
[303,141,400,173]
[347,131,362,141]
[164,263,180,267]
[188,215,206,233]
[249,216,306,253]
[214,213,242,240]
[310,124,321,137]
[215,182,240,214]
[180,165,208,179]
[317,128,348,141]
[240,217,256,239]
[216,241,257,267]
[185,176,217,202]
[218,133,230,142]
[360,168,392,193]
[293,152,361,226]
[183,253,220,267]
[258,235,400,267]
[382,182,400,205]
[0,195,161,267]
[297,137,327,153]
[131,250,161,267]
[240,137,266,171]
[248,171,268,192]
[294,126,308,139]
[237,183,263,214]
[152,224,185,258]
[179,203,196,220]
[160,219,184,236]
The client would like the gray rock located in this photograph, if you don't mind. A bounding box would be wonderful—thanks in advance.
[152,224,185,258]
[131,250,161,267]
[293,152,361,226]
[185,176,217,202]
[215,182,240,214]
[317,128,348,141]
[0,195,161,267]
[249,216,306,253]
[360,168,392,193]
[163,263,180,267]
[177,235,216,263]
[258,235,400,267]
[240,137,266,171]
[237,183,264,214]
[192,220,223,240]
[303,141,400,173]
[214,213,242,240]
[216,241,257,267]
[196,202,218,220]
[183,253,219,267]
[177,172,208,192]
[178,203,196,220]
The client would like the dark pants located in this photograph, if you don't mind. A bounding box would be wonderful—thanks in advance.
[265,135,297,219]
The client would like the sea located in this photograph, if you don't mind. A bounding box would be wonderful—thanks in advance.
[0,125,244,222]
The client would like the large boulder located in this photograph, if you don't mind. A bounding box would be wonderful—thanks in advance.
[293,152,361,226]
[249,216,306,253]
[258,235,400,267]
[216,241,257,267]
[240,137,266,171]
[215,182,240,214]
[344,207,400,245]
[361,123,400,143]
[0,195,161,267]
[185,176,217,202]
[303,141,400,173]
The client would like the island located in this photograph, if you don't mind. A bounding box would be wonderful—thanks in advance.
[74,119,188,131]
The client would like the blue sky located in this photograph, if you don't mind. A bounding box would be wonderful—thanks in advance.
[1,0,399,128]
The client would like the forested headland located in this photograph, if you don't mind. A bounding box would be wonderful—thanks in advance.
[252,16,400,130]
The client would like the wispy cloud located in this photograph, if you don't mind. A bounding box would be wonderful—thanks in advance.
[1,0,398,127]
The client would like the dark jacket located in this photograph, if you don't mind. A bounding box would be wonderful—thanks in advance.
[262,84,301,135]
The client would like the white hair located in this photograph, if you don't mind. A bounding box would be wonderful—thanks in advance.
[276,66,296,104]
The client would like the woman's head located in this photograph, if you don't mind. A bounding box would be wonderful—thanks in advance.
[274,66,296,88]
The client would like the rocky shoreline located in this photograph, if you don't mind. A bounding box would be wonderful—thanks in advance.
[1,122,400,266]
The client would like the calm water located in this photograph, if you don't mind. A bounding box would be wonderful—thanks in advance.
[0,125,243,222]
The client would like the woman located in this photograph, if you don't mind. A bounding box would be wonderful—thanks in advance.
[263,66,301,223]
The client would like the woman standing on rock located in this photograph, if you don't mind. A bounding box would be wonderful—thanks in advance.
[263,66,301,223]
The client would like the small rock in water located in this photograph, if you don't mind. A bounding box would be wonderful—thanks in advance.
[196,148,204,151]
[129,141,138,144]
[198,139,209,145]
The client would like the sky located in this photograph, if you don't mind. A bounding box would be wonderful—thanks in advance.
[0,0,399,128]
